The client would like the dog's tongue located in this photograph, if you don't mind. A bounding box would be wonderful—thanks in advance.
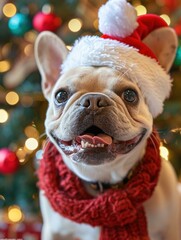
[77,134,112,145]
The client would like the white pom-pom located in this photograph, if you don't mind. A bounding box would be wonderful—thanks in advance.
[98,0,138,38]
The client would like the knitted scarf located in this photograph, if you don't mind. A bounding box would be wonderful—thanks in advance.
[38,131,161,240]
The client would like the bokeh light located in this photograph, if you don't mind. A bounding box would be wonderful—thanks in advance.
[0,60,11,73]
[3,3,17,18]
[25,138,39,151]
[135,5,147,16]
[93,19,99,30]
[160,14,171,25]
[160,145,169,161]
[24,44,33,56]
[68,18,82,32]
[24,30,37,43]
[0,109,9,123]
[24,125,39,139]
[6,91,19,105]
[8,205,23,223]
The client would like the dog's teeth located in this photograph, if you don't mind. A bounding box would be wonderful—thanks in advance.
[86,142,90,148]
[81,140,85,148]
[80,141,106,149]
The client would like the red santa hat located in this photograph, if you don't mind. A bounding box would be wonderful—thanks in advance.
[62,0,172,117]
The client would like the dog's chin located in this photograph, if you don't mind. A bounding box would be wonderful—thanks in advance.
[50,127,147,165]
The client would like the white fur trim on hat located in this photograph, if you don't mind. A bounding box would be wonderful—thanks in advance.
[61,36,172,118]
[98,0,138,38]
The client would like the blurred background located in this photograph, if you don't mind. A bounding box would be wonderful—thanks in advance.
[0,0,181,238]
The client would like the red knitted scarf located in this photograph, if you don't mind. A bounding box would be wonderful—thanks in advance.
[38,131,161,240]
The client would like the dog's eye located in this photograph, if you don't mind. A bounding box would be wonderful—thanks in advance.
[55,90,68,105]
[122,89,138,104]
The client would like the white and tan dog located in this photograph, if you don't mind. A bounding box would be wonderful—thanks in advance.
[35,0,181,239]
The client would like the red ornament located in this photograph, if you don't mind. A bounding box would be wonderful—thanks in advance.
[0,148,19,174]
[33,12,61,32]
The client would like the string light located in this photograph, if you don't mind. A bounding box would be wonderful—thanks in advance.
[3,3,17,18]
[8,205,23,223]
[25,138,39,151]
[0,109,9,123]
[5,91,19,105]
[160,145,169,161]
[68,18,82,32]
[160,14,171,25]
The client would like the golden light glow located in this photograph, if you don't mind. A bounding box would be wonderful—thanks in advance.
[8,205,23,223]
[66,45,72,51]
[6,91,19,105]
[24,44,33,56]
[3,3,17,18]
[68,18,83,32]
[24,125,39,139]
[160,14,171,25]
[19,159,25,164]
[2,43,11,58]
[0,60,11,73]
[160,145,169,161]
[16,148,26,160]
[135,5,147,16]
[21,95,34,107]
[0,109,9,123]
[24,31,37,43]
[93,19,99,30]
[25,138,39,151]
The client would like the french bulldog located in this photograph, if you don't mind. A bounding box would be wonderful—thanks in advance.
[35,1,181,239]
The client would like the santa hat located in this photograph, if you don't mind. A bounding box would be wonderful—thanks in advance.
[62,0,172,117]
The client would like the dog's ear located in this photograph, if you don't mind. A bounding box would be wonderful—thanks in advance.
[35,31,68,100]
[143,27,178,72]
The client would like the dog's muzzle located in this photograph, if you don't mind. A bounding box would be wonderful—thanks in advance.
[50,93,147,165]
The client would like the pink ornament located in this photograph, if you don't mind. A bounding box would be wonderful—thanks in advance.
[0,148,19,174]
[33,12,61,32]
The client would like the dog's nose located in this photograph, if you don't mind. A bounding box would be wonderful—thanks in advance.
[79,93,111,110]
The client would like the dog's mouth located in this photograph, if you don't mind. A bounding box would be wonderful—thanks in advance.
[51,126,147,164]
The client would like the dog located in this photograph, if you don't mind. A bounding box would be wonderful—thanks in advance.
[35,0,180,239]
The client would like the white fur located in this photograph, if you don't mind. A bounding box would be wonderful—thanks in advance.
[98,0,138,37]
[62,36,172,118]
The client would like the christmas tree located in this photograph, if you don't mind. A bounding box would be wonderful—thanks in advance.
[0,0,181,238]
